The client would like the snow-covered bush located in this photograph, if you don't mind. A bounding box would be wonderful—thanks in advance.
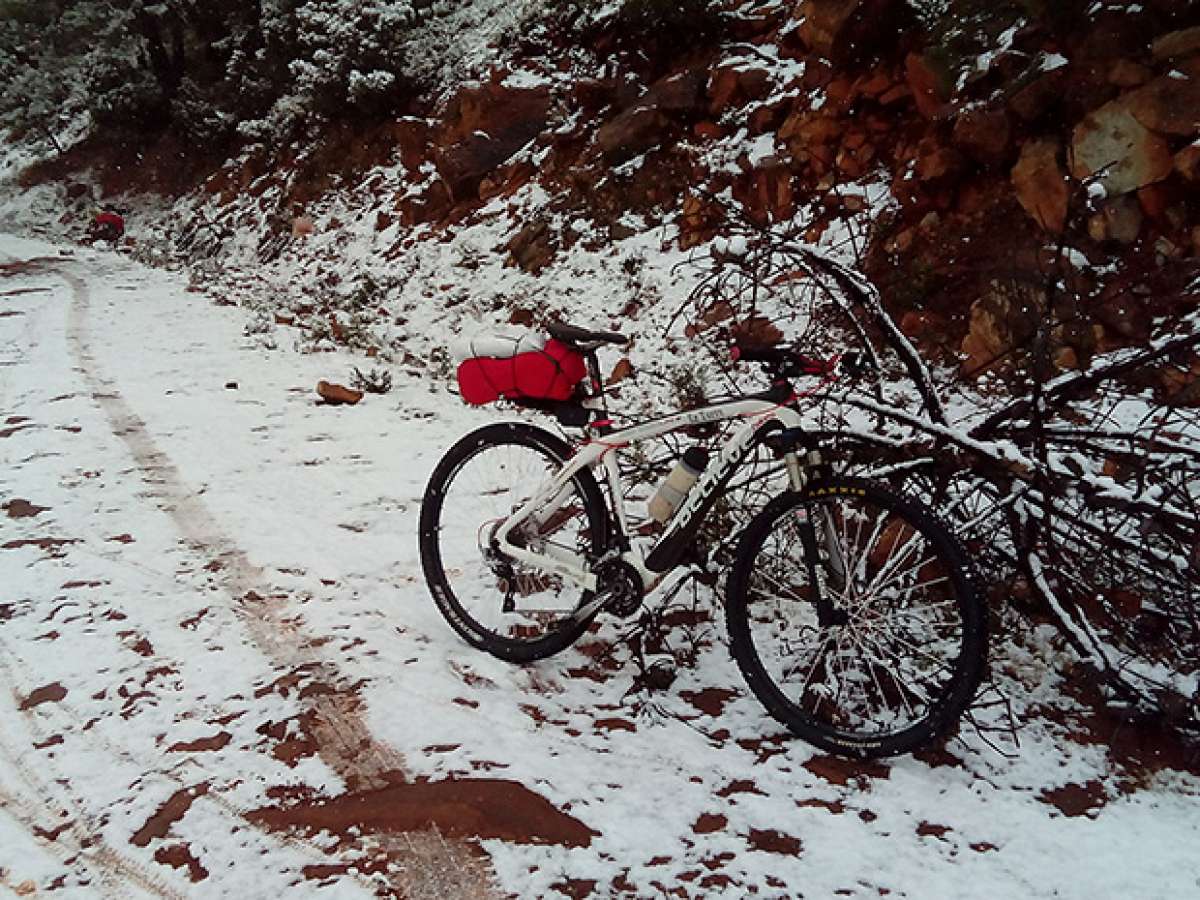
[288,0,416,117]
[1,0,425,152]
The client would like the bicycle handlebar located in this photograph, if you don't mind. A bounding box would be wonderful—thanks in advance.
[731,343,836,377]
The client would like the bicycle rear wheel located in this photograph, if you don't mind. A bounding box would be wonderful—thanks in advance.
[726,477,986,758]
[419,423,609,663]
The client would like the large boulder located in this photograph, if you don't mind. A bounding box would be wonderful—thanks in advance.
[1012,138,1069,233]
[641,70,707,116]
[905,52,949,119]
[505,220,556,273]
[436,134,526,203]
[1152,26,1200,62]
[440,82,550,146]
[914,135,964,183]
[797,0,865,57]
[1088,195,1143,244]
[434,84,550,202]
[952,107,1012,168]
[960,281,1042,376]
[1009,68,1068,123]
[1070,100,1174,196]
[596,106,671,162]
[1122,73,1200,137]
[796,0,909,64]
[594,70,706,163]
[1177,142,1200,181]
[708,66,772,115]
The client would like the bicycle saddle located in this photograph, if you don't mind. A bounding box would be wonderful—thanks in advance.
[548,321,629,349]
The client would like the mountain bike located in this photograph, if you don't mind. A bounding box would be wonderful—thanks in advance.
[418,323,987,758]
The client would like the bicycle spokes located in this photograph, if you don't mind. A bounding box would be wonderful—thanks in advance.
[732,481,983,751]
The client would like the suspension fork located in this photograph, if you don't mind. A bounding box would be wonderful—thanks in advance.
[784,448,841,628]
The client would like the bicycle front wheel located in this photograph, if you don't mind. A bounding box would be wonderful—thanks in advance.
[419,423,609,663]
[726,477,986,758]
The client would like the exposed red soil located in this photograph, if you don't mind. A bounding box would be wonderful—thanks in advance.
[692,813,728,835]
[796,797,847,814]
[131,783,210,847]
[913,745,967,769]
[121,634,155,657]
[916,821,952,839]
[33,820,73,842]
[19,682,67,710]
[154,842,209,882]
[1071,707,1200,783]
[0,259,59,277]
[715,779,765,798]
[1038,780,1109,818]
[803,755,891,786]
[256,716,319,767]
[247,778,598,848]
[551,878,597,898]
[565,665,611,683]
[21,132,223,199]
[701,852,735,871]
[746,828,803,855]
[734,735,791,763]
[168,731,233,753]
[0,422,34,438]
[302,860,388,884]
[4,499,47,518]
[679,687,737,717]
[179,608,210,629]
[594,717,636,733]
[2,537,79,555]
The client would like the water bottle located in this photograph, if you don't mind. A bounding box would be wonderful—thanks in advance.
[648,447,710,523]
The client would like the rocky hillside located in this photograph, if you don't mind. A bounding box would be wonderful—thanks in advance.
[4,0,1200,393]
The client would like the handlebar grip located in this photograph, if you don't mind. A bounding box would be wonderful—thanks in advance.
[733,342,835,377]
[733,344,789,365]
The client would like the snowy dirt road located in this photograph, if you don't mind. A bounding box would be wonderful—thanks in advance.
[2,236,1199,899]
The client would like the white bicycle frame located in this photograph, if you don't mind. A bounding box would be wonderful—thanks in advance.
[494,396,807,596]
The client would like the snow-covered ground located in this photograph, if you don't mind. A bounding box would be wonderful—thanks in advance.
[2,233,1199,898]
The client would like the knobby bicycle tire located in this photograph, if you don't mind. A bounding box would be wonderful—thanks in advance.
[726,477,986,758]
[419,423,610,663]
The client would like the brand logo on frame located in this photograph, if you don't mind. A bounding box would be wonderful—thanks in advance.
[668,427,758,529]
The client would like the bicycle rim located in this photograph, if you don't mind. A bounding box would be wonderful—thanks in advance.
[422,427,603,655]
[729,480,984,756]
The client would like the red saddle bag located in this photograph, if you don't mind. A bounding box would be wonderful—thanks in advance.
[456,338,586,406]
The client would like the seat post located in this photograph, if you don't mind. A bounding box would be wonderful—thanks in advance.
[584,350,606,402]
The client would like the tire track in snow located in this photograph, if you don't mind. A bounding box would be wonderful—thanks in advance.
[0,643,385,897]
[0,675,187,900]
[60,264,406,781]
[53,260,500,897]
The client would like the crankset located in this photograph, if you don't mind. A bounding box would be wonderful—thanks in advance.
[594,557,644,618]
